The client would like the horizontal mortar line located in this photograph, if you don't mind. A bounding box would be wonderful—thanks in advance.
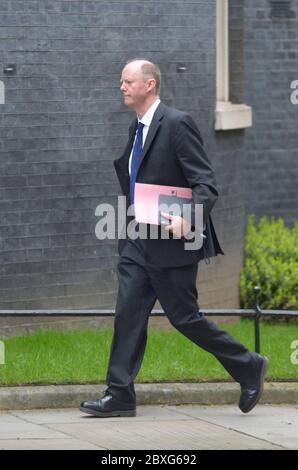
[0,129,129,135]
[2,71,202,79]
[0,293,116,302]
[0,277,116,288]
[13,1,205,7]
[0,60,203,65]
[0,122,133,126]
[5,25,204,30]
[0,266,118,274]
[0,32,205,37]
[2,49,205,53]
[0,111,134,115]
[0,283,116,291]
[1,134,128,139]
[2,192,117,197]
[1,99,202,105]
[0,294,116,302]
[0,258,118,267]
[8,160,115,163]
[0,20,211,27]
[1,255,118,263]
[4,36,205,42]
[0,266,117,276]
[44,12,211,17]
[1,166,120,170]
[2,140,136,146]
[0,177,116,181]
[0,249,117,257]
[0,235,118,242]
[0,149,124,152]
[4,83,200,91]
[0,98,130,102]
[6,168,119,172]
[0,243,115,249]
[0,49,206,56]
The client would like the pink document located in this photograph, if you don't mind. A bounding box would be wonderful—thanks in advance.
[134,182,192,225]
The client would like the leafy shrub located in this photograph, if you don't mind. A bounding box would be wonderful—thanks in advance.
[240,215,298,310]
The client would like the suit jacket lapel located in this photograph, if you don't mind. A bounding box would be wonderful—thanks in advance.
[137,102,164,174]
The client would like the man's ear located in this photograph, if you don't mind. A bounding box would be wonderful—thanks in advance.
[147,78,156,93]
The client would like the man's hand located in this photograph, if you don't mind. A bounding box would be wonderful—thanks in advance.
[161,212,192,238]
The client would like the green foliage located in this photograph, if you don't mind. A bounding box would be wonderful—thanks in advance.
[240,215,298,310]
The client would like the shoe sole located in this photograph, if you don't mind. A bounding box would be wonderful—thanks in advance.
[242,356,269,414]
[79,406,136,418]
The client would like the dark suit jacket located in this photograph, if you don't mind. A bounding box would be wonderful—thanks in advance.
[113,102,224,267]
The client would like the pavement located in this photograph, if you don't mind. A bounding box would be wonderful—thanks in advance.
[0,382,298,450]
[0,404,297,450]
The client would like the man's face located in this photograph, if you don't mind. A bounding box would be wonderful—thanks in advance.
[120,63,149,110]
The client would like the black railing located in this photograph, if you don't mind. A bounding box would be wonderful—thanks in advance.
[0,286,297,354]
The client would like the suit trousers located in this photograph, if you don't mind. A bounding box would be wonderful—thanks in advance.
[105,237,257,404]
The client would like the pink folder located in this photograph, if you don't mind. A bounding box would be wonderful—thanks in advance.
[134,182,192,225]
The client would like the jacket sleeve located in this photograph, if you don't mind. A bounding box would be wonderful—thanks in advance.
[174,113,218,226]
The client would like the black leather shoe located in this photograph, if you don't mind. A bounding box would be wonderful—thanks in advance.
[239,354,269,413]
[80,394,136,418]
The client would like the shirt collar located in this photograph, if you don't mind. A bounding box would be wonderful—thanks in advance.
[138,99,161,127]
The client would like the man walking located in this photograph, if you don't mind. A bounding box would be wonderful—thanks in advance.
[80,59,268,417]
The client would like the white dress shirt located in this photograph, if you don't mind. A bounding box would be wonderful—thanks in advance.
[128,99,161,176]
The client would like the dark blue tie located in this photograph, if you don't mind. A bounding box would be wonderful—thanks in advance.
[130,121,145,209]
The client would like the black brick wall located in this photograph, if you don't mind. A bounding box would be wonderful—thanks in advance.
[0,0,297,319]
[0,1,223,312]
[243,0,298,225]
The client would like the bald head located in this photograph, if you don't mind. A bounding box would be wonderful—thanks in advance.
[125,59,161,95]
[120,59,161,117]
